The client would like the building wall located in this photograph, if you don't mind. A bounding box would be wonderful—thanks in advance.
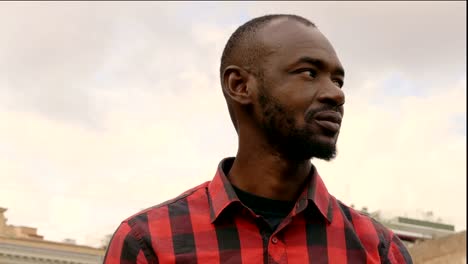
[408,231,466,264]
[0,236,105,264]
[0,208,43,241]
[0,207,104,264]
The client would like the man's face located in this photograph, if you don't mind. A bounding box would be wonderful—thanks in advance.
[253,20,346,161]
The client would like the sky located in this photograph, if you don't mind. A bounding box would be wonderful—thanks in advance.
[0,2,465,248]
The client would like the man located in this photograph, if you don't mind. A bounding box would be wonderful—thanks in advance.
[104,14,413,264]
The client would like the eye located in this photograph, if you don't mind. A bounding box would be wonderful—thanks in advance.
[332,79,344,88]
[304,69,317,78]
[295,68,317,79]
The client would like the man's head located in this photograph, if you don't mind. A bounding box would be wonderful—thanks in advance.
[220,14,345,161]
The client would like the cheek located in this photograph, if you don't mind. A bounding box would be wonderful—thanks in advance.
[278,94,315,124]
[274,96,307,120]
[278,111,307,133]
[268,98,307,128]
[292,110,309,127]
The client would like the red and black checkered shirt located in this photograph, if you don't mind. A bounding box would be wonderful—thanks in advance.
[104,158,412,263]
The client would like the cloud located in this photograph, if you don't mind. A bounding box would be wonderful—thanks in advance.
[0,64,238,246]
[246,2,466,77]
[0,2,465,247]
[0,2,245,128]
[314,76,466,230]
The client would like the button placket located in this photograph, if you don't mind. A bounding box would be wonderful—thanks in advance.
[268,235,286,264]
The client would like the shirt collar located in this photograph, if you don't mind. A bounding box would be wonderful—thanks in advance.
[207,157,334,224]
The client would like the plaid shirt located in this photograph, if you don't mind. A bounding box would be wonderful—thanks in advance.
[104,158,412,264]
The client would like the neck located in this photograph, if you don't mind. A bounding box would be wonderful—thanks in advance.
[228,130,312,201]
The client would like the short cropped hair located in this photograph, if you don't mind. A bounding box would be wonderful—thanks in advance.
[220,14,316,82]
[219,14,316,132]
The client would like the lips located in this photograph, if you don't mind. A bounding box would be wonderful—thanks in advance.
[313,111,342,133]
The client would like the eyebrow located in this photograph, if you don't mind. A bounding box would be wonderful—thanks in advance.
[295,56,345,77]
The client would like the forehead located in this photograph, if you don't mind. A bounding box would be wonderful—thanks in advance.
[258,19,343,69]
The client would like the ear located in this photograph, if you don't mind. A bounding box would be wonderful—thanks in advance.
[222,65,255,105]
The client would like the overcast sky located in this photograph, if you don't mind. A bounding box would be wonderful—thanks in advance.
[1,2,465,247]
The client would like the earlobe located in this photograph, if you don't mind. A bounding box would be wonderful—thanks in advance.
[222,66,253,105]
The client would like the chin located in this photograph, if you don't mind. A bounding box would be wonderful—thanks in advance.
[284,140,336,161]
[305,138,338,161]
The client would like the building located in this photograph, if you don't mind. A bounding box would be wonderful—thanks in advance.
[408,231,466,264]
[384,216,456,247]
[0,207,105,264]
[356,207,466,263]
[354,206,457,248]
[1,205,463,263]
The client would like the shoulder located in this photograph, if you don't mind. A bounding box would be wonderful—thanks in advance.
[334,199,413,263]
[122,181,211,227]
[335,199,391,236]
[335,199,397,245]
[104,181,211,263]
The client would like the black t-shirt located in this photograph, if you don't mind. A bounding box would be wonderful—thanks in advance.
[232,185,295,231]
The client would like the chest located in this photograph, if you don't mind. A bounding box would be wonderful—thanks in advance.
[154,215,383,264]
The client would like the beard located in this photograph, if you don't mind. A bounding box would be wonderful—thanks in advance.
[257,86,338,162]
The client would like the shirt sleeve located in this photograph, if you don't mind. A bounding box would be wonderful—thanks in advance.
[387,234,413,264]
[103,221,154,264]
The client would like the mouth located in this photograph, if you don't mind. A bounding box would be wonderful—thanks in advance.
[312,111,342,133]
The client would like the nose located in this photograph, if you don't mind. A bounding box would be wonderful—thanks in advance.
[317,80,345,108]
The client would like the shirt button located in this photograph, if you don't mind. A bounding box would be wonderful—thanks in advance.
[271,237,278,244]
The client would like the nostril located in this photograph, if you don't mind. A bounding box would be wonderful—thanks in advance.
[320,97,340,106]
[318,88,345,107]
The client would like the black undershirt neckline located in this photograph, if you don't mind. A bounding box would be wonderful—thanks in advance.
[232,184,296,231]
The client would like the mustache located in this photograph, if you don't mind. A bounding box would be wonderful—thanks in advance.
[305,104,344,122]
